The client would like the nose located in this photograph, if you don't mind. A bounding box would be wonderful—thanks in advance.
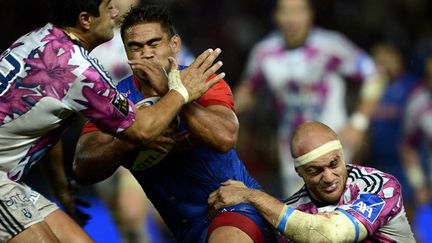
[141,47,155,59]
[321,168,335,184]
[111,5,120,19]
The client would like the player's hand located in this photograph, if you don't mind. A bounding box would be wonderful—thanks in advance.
[177,48,225,101]
[208,180,249,213]
[54,179,91,226]
[128,57,169,95]
[141,127,176,153]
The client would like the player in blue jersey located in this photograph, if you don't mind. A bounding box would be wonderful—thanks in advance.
[73,4,273,243]
[0,0,223,241]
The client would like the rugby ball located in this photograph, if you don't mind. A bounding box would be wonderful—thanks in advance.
[130,97,178,171]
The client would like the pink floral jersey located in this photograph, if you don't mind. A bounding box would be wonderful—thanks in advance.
[281,165,415,242]
[0,23,136,181]
[243,28,378,135]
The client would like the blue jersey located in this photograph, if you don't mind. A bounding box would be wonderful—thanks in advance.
[116,74,269,242]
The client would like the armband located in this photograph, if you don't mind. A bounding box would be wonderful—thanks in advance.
[276,205,294,233]
[168,69,189,103]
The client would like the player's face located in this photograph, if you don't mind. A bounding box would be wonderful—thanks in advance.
[123,22,180,72]
[297,149,348,204]
[113,0,139,25]
[372,45,402,80]
[274,0,313,48]
[91,0,119,44]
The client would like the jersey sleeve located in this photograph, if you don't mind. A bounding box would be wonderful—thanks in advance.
[62,48,136,134]
[401,86,432,147]
[337,172,403,235]
[197,76,234,111]
[328,32,377,82]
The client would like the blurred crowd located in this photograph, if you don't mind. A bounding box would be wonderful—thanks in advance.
[1,0,432,242]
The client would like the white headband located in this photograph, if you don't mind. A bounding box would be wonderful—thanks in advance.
[294,140,342,168]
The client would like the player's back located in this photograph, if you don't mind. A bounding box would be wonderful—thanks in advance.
[0,23,123,181]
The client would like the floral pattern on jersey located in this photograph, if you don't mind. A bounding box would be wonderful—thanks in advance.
[41,27,74,53]
[75,67,134,133]
[0,82,37,122]
[8,120,73,181]
[23,42,78,99]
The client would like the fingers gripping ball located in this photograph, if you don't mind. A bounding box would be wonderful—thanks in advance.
[131,97,179,170]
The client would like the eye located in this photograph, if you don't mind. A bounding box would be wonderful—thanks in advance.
[329,158,339,168]
[128,45,141,52]
[149,41,161,48]
[306,168,319,176]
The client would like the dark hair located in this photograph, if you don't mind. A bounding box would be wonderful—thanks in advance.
[120,4,176,41]
[48,0,103,27]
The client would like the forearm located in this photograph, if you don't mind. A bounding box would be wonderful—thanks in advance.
[39,141,68,194]
[243,189,367,242]
[73,133,138,184]
[400,144,426,189]
[121,90,185,144]
[280,208,368,242]
[180,103,238,152]
[241,189,287,226]
[351,73,387,130]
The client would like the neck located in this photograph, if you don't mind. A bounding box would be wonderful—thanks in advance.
[62,27,95,51]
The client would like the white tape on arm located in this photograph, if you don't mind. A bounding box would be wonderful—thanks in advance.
[350,112,370,131]
[283,210,368,242]
[168,69,189,103]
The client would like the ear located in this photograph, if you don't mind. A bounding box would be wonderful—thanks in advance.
[77,12,92,30]
[169,34,181,55]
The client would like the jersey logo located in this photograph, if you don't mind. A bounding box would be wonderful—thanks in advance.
[0,50,23,95]
[350,194,385,224]
[112,93,129,117]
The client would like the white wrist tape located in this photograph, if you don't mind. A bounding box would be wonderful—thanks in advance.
[168,69,189,103]
[360,74,386,100]
[294,140,342,168]
[406,164,426,189]
[350,112,369,131]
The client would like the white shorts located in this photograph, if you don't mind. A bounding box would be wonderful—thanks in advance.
[0,171,58,241]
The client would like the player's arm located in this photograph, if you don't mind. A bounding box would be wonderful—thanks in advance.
[340,61,387,156]
[73,130,138,185]
[119,50,224,146]
[180,102,238,153]
[234,81,256,114]
[208,180,368,242]
[400,140,429,204]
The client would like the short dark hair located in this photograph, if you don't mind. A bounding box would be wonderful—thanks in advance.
[48,0,103,27]
[120,4,176,41]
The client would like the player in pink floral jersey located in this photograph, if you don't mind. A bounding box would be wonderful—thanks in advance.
[235,0,386,198]
[208,121,415,242]
[0,0,223,241]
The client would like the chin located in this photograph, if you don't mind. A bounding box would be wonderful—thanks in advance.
[321,190,342,204]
